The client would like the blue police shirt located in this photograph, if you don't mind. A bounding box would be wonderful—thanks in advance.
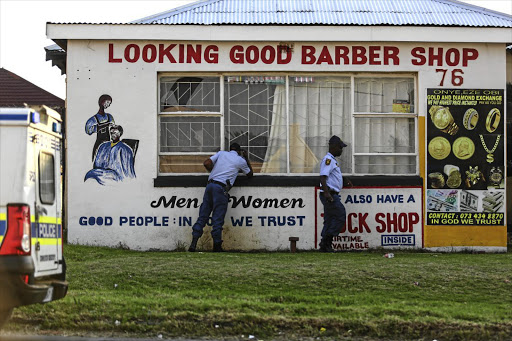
[319,152,343,192]
[209,151,251,186]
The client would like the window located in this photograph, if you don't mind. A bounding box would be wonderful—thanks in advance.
[353,77,417,174]
[39,152,55,204]
[288,76,351,173]
[158,74,417,175]
[159,77,221,173]
[160,76,220,112]
[225,76,286,173]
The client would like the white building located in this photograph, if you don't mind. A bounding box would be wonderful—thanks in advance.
[46,0,512,252]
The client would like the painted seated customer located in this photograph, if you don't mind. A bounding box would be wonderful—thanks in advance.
[85,125,137,185]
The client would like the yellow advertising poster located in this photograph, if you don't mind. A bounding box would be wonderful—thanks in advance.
[426,89,504,226]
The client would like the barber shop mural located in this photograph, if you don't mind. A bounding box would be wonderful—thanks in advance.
[84,94,139,185]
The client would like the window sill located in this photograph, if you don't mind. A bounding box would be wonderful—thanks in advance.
[154,175,423,187]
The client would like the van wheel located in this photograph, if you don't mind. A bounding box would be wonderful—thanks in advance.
[0,308,13,329]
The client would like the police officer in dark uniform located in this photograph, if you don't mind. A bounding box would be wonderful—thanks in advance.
[319,136,352,252]
[188,143,253,252]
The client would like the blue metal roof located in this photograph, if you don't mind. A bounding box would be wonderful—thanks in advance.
[132,0,512,27]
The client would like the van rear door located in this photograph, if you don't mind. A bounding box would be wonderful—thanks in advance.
[33,145,60,275]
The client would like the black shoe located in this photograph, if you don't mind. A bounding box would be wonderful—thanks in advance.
[319,239,328,252]
[319,236,334,253]
[326,235,335,252]
[188,237,199,252]
[213,242,224,252]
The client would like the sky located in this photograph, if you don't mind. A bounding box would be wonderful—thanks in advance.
[0,0,511,100]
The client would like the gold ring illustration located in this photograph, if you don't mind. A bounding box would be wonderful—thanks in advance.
[465,166,484,189]
[429,106,459,135]
[463,108,478,130]
[428,136,451,160]
[452,137,475,160]
[486,108,500,133]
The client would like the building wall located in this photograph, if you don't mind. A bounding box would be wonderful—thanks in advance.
[507,51,512,84]
[507,50,511,230]
[65,39,507,252]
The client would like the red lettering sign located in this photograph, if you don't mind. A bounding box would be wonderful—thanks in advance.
[159,44,176,63]
[108,44,122,63]
[277,46,292,64]
[317,46,334,65]
[108,43,219,64]
[410,47,478,67]
[375,212,419,233]
[125,44,140,63]
[204,45,219,64]
[142,44,157,63]
[383,46,400,65]
[301,45,400,65]
[230,45,244,64]
[302,45,316,64]
[106,43,477,69]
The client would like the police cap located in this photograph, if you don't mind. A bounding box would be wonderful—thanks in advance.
[329,135,347,147]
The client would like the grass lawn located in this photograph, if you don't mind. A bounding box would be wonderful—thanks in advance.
[4,245,512,340]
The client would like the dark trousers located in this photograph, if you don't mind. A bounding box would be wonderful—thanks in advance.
[319,193,346,237]
[192,183,229,243]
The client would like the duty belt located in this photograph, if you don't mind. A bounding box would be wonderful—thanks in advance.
[208,180,226,188]
[320,187,339,195]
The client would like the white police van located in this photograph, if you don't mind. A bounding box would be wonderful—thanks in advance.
[0,106,68,327]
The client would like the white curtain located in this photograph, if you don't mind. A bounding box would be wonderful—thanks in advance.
[260,85,287,173]
[354,78,414,174]
[262,77,352,173]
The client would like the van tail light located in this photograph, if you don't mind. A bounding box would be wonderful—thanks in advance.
[0,204,31,255]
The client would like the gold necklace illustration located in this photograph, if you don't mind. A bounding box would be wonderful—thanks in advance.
[479,134,501,163]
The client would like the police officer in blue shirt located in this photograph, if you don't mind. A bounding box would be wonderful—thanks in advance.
[319,136,352,252]
[188,143,253,252]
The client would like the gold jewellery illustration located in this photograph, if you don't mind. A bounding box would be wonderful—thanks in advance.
[462,108,478,130]
[428,136,451,160]
[489,167,503,188]
[479,134,501,163]
[485,108,500,133]
[428,172,445,189]
[444,164,462,189]
[452,137,475,160]
[429,106,459,135]
[465,166,485,189]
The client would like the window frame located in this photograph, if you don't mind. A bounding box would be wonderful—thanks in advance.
[351,74,418,176]
[38,151,56,205]
[158,74,224,174]
[157,72,419,176]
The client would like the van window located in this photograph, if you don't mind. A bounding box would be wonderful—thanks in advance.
[39,152,55,204]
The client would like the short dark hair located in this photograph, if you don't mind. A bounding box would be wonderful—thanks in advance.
[229,143,241,151]
[110,124,123,136]
[98,94,112,106]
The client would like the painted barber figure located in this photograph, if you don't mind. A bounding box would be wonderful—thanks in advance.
[85,94,115,161]
[319,135,352,252]
[188,143,253,252]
